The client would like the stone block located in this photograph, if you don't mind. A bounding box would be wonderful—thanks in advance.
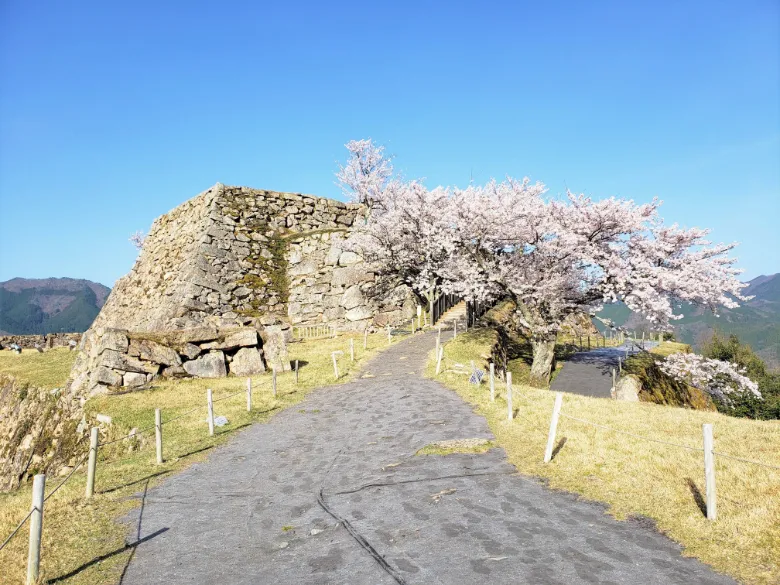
[288,259,319,276]
[338,251,361,265]
[162,365,188,378]
[345,305,374,321]
[260,326,290,371]
[332,266,371,287]
[94,366,122,387]
[135,339,182,367]
[340,285,364,310]
[614,375,641,402]
[97,329,129,355]
[229,347,266,376]
[220,328,259,350]
[100,350,160,375]
[183,351,227,378]
[123,372,147,388]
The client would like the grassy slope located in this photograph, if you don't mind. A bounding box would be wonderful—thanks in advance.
[429,327,780,585]
[0,348,78,388]
[0,333,388,585]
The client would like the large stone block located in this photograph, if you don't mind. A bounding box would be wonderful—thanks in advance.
[260,326,290,371]
[345,305,374,322]
[183,351,227,378]
[229,347,266,376]
[97,329,129,355]
[288,259,319,276]
[123,372,147,388]
[340,285,364,310]
[134,339,182,367]
[338,251,361,265]
[100,350,160,375]
[332,267,372,287]
[93,366,122,387]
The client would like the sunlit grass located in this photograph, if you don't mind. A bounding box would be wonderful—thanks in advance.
[0,348,77,389]
[0,332,387,585]
[429,327,780,585]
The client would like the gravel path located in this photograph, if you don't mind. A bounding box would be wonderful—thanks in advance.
[551,341,658,398]
[121,332,732,585]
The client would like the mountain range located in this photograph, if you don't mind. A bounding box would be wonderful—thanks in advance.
[0,278,111,335]
[595,273,780,370]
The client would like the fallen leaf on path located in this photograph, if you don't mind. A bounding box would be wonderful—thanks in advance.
[383,462,402,470]
[486,557,507,562]
[431,488,457,502]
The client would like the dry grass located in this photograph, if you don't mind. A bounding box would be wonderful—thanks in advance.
[0,332,387,585]
[650,341,692,357]
[0,348,77,389]
[428,327,780,585]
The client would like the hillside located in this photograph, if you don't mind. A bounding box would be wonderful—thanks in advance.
[594,273,780,369]
[0,277,111,334]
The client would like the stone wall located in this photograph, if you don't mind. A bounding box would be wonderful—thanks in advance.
[0,333,82,350]
[90,183,411,334]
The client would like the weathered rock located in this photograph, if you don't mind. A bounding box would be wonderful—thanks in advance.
[123,372,147,388]
[614,375,641,402]
[162,365,188,378]
[260,326,290,371]
[219,329,258,350]
[93,366,122,387]
[340,285,364,310]
[97,329,129,354]
[183,351,227,378]
[180,343,201,360]
[332,266,372,287]
[229,347,266,376]
[345,305,374,322]
[99,350,159,375]
[134,339,182,367]
[338,251,361,266]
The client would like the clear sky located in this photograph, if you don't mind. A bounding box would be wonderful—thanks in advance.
[1,1,778,288]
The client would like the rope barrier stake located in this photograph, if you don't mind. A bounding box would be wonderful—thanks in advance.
[506,372,513,421]
[295,360,299,385]
[155,409,163,465]
[85,427,99,498]
[332,352,340,380]
[26,473,45,585]
[703,424,717,521]
[207,389,215,436]
[544,393,564,463]
[489,363,495,402]
[435,346,444,375]
[363,328,368,350]
[246,378,252,412]
[272,367,277,397]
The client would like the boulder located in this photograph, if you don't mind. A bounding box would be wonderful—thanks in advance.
[97,329,129,355]
[93,366,122,387]
[614,375,641,402]
[260,326,290,371]
[345,305,374,322]
[338,251,361,266]
[183,351,227,378]
[123,372,147,388]
[180,343,201,360]
[340,285,364,310]
[162,365,188,378]
[229,347,266,376]
[99,350,159,375]
[200,328,258,351]
[135,339,182,367]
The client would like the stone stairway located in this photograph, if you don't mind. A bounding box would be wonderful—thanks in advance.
[436,301,467,330]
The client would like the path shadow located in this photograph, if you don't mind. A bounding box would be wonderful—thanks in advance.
[99,470,171,495]
[48,479,167,583]
[686,478,707,517]
[551,437,568,460]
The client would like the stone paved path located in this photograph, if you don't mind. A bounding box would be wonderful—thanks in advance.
[551,341,658,398]
[122,332,732,585]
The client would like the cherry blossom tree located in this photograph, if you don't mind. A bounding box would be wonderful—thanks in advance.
[338,139,750,387]
[129,230,146,250]
[659,352,761,403]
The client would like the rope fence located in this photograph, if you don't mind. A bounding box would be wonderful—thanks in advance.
[434,342,779,526]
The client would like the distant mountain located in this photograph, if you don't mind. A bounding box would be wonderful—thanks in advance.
[594,273,780,370]
[0,278,111,335]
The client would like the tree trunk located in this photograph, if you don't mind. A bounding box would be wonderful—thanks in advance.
[529,338,556,388]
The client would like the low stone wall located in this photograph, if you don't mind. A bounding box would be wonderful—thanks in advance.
[70,325,288,397]
[0,333,82,350]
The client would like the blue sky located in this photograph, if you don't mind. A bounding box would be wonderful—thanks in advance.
[1,0,778,287]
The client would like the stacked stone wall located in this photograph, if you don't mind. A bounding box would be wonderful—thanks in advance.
[0,333,81,350]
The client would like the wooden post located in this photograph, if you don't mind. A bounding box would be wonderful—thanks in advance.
[26,473,45,585]
[295,360,299,385]
[155,408,163,465]
[435,346,444,375]
[489,363,495,402]
[85,426,98,498]
[506,372,513,421]
[350,338,354,362]
[611,368,617,394]
[618,357,622,373]
[246,378,252,411]
[272,367,277,397]
[587,336,591,350]
[207,389,215,436]
[544,393,563,463]
[703,424,717,521]
[332,352,340,379]
[364,328,368,350]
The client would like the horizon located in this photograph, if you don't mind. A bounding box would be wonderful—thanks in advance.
[1,0,778,286]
